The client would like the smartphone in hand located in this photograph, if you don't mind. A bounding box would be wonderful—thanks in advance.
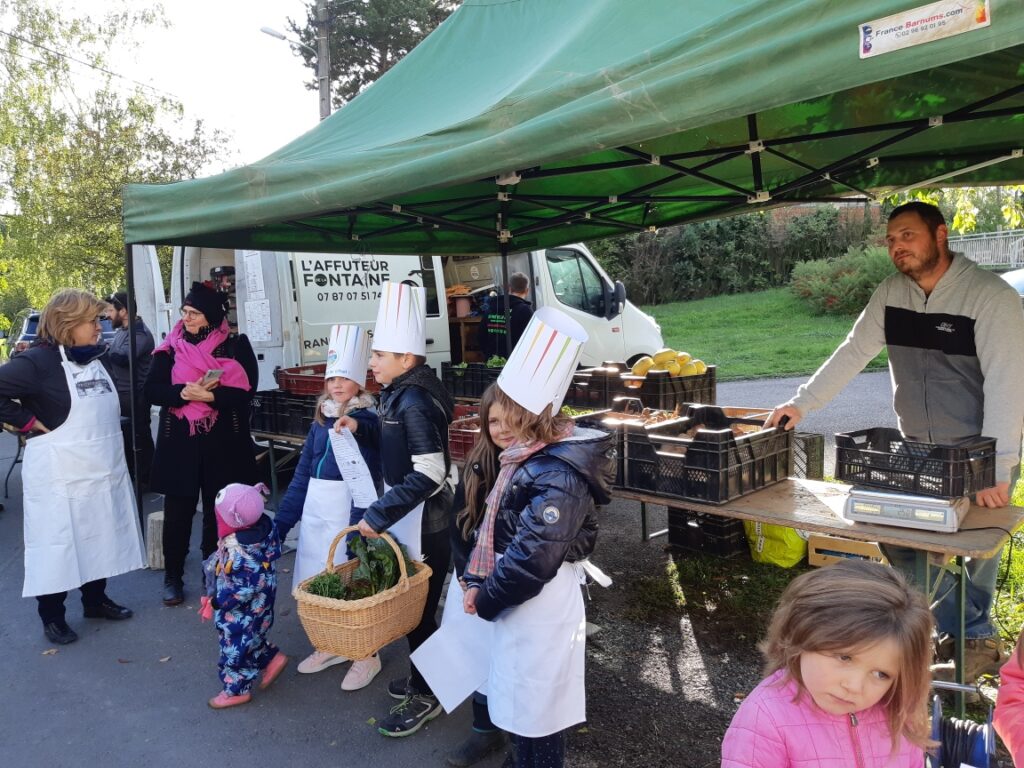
[202,369,225,386]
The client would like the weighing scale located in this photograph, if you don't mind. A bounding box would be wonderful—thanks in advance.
[843,488,970,533]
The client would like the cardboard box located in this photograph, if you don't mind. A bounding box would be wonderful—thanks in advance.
[807,534,886,567]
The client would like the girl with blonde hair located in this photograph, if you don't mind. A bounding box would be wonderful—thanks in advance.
[273,324,381,690]
[722,559,934,767]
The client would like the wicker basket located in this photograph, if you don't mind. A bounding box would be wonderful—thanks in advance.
[295,526,432,660]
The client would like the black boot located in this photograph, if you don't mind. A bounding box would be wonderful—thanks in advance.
[43,620,78,645]
[447,730,508,767]
[162,577,184,606]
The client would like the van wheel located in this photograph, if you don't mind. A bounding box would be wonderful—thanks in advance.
[625,353,649,368]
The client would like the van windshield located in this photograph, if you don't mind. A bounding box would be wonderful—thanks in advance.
[545,249,605,317]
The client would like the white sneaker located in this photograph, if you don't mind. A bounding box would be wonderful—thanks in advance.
[297,650,348,674]
[341,654,382,691]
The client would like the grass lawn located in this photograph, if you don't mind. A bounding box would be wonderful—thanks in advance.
[642,287,888,380]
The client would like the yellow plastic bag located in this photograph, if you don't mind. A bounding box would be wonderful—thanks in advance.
[743,521,807,568]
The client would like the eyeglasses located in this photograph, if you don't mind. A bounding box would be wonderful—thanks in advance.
[180,308,205,319]
[93,316,104,325]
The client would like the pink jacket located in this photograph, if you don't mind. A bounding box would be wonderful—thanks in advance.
[722,670,924,768]
[994,639,1023,766]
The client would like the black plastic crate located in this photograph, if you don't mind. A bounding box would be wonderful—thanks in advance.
[667,507,749,558]
[648,405,792,504]
[562,368,612,409]
[251,390,279,433]
[792,432,825,481]
[277,394,317,437]
[583,400,683,491]
[613,366,717,411]
[441,362,474,399]
[834,428,995,498]
[441,362,502,400]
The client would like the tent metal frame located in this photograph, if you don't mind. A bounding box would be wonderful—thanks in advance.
[275,84,1023,247]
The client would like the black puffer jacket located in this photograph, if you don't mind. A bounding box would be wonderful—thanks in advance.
[471,427,615,621]
[362,365,455,536]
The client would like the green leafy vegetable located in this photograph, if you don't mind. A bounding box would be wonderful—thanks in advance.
[486,355,507,368]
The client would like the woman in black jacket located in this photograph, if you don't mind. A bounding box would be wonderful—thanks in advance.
[146,282,258,606]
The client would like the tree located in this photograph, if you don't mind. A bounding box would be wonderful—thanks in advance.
[0,0,226,322]
[886,186,1024,233]
[288,0,458,108]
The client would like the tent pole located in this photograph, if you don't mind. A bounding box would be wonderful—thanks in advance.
[124,243,143,525]
[500,240,511,358]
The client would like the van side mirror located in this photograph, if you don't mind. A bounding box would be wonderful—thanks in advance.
[606,280,627,319]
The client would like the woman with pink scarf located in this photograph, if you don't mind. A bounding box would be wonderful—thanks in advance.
[146,282,258,607]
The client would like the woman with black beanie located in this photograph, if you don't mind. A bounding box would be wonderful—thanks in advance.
[146,282,259,606]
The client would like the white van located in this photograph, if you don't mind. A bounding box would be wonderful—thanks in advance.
[446,243,663,367]
[159,244,662,387]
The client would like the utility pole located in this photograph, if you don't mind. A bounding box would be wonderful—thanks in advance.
[316,0,331,120]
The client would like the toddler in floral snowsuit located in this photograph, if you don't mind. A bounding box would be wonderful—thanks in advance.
[201,482,289,709]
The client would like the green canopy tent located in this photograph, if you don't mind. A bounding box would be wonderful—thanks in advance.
[122,0,1024,256]
[117,0,1023,509]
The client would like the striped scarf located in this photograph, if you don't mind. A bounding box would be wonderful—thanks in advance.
[466,423,573,579]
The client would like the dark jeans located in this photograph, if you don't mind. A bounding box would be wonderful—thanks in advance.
[119,392,154,484]
[512,731,565,768]
[163,491,218,582]
[407,527,452,696]
[36,579,107,624]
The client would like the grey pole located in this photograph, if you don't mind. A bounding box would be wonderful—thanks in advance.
[316,0,331,120]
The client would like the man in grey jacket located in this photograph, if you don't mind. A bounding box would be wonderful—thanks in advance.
[767,201,1024,680]
[106,292,155,486]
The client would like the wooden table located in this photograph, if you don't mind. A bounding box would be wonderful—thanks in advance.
[613,478,1024,713]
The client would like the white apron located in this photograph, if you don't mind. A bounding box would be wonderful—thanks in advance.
[487,561,588,737]
[292,477,352,592]
[382,482,424,560]
[22,348,145,597]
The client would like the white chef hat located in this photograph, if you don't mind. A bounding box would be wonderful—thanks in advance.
[371,281,427,356]
[497,307,588,416]
[325,324,370,382]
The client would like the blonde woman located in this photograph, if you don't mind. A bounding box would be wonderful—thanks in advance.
[0,289,144,645]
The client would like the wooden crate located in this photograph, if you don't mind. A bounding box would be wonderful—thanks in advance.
[807,534,885,567]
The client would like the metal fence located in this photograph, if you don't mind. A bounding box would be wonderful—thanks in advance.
[948,230,1024,268]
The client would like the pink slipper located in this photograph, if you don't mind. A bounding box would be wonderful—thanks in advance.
[259,652,290,690]
[208,691,251,709]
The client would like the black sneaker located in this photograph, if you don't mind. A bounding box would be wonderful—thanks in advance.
[377,693,442,737]
[387,676,411,699]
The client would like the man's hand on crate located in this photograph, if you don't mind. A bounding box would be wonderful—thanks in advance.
[765,405,801,431]
[976,482,1010,508]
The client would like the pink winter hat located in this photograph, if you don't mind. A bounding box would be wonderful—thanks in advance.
[215,482,269,534]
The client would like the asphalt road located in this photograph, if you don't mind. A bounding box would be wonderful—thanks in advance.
[0,371,896,767]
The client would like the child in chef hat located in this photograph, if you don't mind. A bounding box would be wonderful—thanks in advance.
[360,280,458,738]
[274,323,382,690]
[459,307,616,768]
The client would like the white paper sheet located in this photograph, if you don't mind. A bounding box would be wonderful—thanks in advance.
[244,298,272,342]
[243,250,266,300]
[329,427,379,508]
[410,609,493,713]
